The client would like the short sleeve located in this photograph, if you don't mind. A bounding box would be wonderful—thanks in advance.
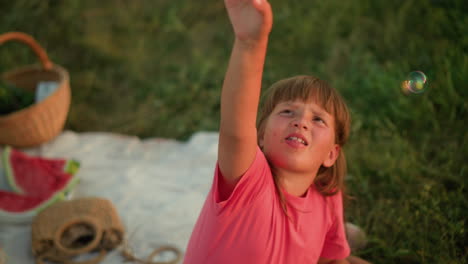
[211,146,273,215]
[320,192,351,259]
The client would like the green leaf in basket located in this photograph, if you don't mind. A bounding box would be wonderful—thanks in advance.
[0,79,35,115]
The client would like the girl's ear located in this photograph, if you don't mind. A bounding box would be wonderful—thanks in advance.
[323,144,340,167]
[259,136,264,149]
[258,127,265,149]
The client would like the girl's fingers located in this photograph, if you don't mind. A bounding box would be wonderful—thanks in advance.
[252,0,273,33]
[252,0,266,11]
[253,0,271,17]
[224,0,273,39]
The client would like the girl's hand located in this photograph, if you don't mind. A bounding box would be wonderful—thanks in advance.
[224,0,273,43]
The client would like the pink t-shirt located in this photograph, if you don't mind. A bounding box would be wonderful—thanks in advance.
[184,147,350,264]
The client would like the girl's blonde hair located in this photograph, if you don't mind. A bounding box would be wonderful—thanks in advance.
[257,75,351,213]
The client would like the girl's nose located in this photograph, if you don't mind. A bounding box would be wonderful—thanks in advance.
[292,118,308,130]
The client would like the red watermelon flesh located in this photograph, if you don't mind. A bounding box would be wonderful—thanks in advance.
[35,155,79,175]
[0,190,47,212]
[0,189,65,223]
[2,147,80,197]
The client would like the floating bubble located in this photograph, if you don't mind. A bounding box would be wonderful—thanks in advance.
[401,71,427,94]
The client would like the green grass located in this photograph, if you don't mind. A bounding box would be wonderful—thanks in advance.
[1,0,467,262]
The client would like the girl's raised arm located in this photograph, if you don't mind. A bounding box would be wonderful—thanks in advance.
[218,0,272,187]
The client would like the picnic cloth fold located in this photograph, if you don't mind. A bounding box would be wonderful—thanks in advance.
[0,130,218,264]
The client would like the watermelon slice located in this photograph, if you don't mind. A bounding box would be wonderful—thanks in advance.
[2,146,80,196]
[0,190,65,223]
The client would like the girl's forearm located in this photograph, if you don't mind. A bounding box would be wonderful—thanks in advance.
[218,0,272,182]
[217,36,269,182]
[219,37,268,139]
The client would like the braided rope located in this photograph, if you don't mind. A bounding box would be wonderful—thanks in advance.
[121,241,182,264]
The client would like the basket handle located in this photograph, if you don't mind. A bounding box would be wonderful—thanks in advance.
[0,32,53,70]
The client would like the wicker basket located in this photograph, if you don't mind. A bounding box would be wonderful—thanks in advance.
[0,32,70,148]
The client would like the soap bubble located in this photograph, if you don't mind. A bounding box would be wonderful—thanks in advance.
[401,71,427,94]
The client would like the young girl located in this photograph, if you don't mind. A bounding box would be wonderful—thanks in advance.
[184,0,370,263]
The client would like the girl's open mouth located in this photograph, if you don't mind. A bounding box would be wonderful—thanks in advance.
[285,133,308,146]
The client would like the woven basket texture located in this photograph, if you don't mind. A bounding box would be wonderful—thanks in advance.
[0,32,71,147]
[31,197,124,263]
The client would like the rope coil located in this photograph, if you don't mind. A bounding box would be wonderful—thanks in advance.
[121,244,182,264]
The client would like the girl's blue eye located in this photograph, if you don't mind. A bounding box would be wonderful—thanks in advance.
[279,109,294,117]
[314,117,325,124]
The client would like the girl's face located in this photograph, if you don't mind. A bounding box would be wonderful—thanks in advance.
[259,100,339,177]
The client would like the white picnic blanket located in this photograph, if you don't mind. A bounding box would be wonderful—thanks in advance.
[0,130,219,263]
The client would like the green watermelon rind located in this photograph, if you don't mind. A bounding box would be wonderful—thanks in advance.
[61,174,81,199]
[0,190,66,223]
[64,159,81,175]
[2,146,81,196]
[2,146,22,194]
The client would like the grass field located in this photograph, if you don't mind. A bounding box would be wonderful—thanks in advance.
[1,0,467,263]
